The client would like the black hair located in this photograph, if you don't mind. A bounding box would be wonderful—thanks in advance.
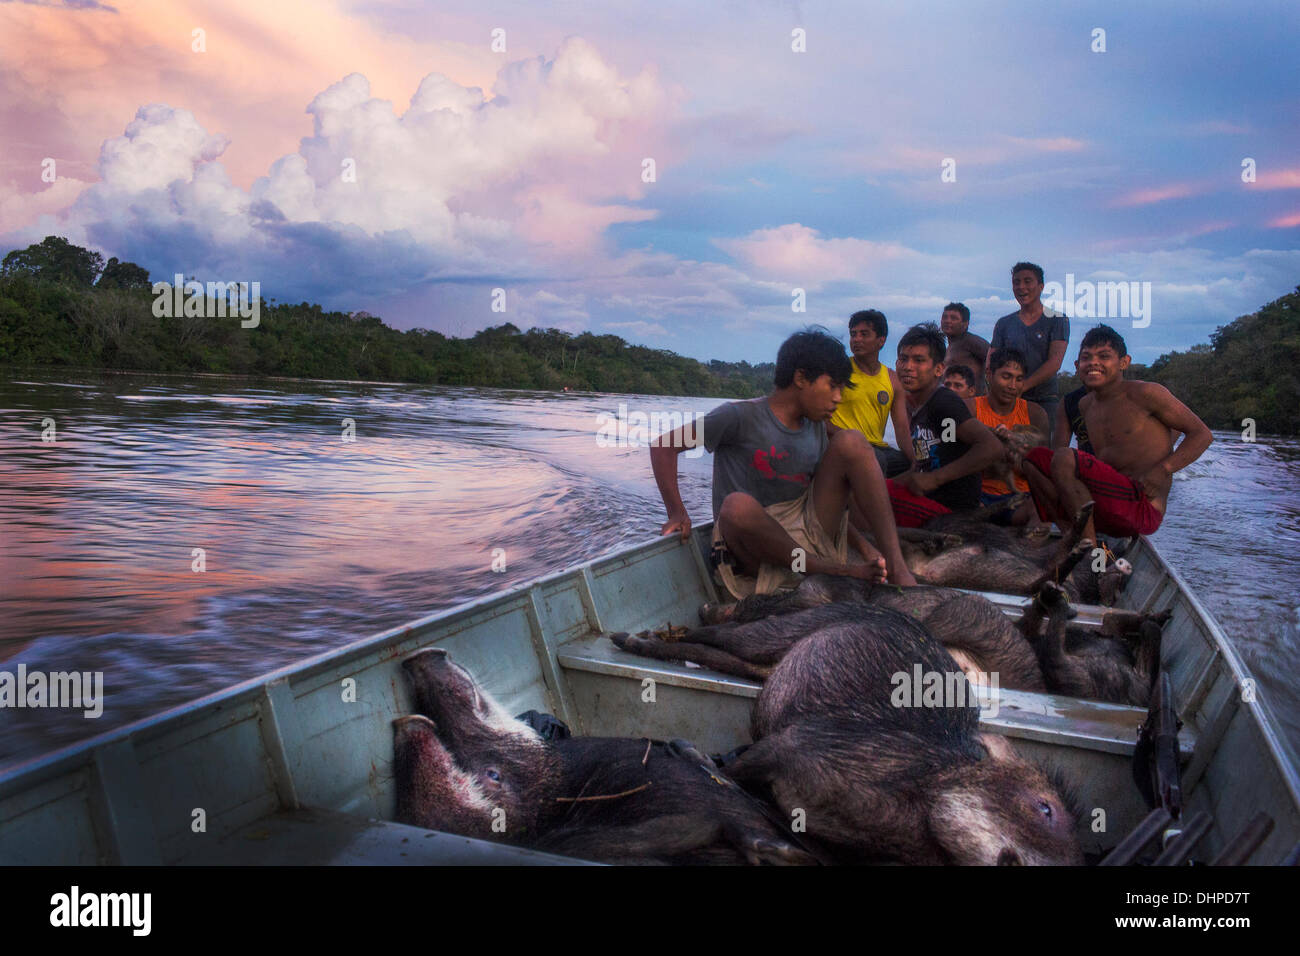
[774,326,855,388]
[942,302,970,325]
[896,322,946,365]
[944,365,975,387]
[987,347,1029,374]
[1079,323,1128,358]
[848,309,887,338]
[1011,261,1044,284]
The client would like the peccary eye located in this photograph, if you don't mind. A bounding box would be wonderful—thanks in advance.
[485,769,501,783]
[1037,801,1054,819]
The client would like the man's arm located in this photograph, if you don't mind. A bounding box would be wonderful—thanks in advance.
[1051,399,1072,448]
[1021,339,1068,393]
[1137,383,1214,484]
[649,422,701,540]
[970,334,991,367]
[927,418,1004,485]
[900,417,1002,497]
[986,322,1004,375]
[1026,401,1050,441]
[887,368,915,465]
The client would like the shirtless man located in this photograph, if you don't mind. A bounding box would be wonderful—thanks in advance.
[1020,324,1212,543]
[940,302,990,394]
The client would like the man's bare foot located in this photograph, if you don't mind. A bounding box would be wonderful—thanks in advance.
[889,565,919,587]
[841,558,888,584]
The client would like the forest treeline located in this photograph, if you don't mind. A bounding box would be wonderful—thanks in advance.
[0,237,772,398]
[1,237,1297,431]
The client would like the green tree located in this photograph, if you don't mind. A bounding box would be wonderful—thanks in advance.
[97,257,152,291]
[1,236,104,286]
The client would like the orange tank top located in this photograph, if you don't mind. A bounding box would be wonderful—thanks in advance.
[974,395,1031,495]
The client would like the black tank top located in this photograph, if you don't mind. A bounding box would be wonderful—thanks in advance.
[1063,386,1094,454]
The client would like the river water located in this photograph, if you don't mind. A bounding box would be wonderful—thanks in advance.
[2,372,1298,774]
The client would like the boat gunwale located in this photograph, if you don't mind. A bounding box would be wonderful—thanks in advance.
[0,530,689,794]
[3,524,1297,824]
[1135,534,1300,806]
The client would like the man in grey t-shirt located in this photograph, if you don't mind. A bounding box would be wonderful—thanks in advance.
[990,261,1070,427]
[649,327,916,594]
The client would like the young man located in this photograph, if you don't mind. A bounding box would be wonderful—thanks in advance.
[827,309,915,479]
[973,348,1049,520]
[990,262,1069,427]
[1022,325,1212,542]
[652,327,917,597]
[942,364,977,400]
[886,323,1003,527]
[940,302,990,394]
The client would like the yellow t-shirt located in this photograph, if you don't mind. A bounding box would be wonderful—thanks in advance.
[830,360,894,447]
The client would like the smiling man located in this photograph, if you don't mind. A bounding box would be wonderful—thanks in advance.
[887,323,1003,527]
[990,262,1070,427]
[1021,324,1213,542]
[652,327,916,596]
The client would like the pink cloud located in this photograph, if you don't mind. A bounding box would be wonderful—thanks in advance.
[1110,183,1200,207]
[1254,168,1300,191]
[1267,211,1300,229]
[714,223,928,286]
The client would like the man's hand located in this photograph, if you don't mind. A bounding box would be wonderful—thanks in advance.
[896,469,937,497]
[661,509,692,541]
[1133,463,1171,499]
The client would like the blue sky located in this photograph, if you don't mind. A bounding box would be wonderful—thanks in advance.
[1,0,1297,365]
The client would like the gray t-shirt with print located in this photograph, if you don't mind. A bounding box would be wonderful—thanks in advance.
[702,398,828,520]
[990,307,1070,402]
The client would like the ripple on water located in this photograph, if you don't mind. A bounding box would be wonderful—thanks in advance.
[1,387,1296,775]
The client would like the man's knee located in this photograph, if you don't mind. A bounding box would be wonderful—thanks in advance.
[719,492,763,527]
[828,428,872,457]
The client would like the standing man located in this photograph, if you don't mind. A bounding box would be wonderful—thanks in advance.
[989,262,1070,427]
[940,302,990,394]
[827,310,915,479]
[887,323,1002,527]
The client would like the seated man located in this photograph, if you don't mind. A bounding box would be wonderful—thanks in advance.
[973,347,1049,523]
[886,323,1002,527]
[652,327,917,598]
[943,364,977,400]
[827,308,915,479]
[1022,324,1212,541]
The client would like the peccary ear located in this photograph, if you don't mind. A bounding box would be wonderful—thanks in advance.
[978,733,1018,764]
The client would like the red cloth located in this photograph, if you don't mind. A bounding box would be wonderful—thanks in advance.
[887,478,953,528]
[1023,447,1163,537]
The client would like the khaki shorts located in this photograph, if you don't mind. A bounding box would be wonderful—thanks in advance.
[710,487,851,601]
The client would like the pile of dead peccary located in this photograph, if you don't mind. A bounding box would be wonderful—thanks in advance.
[391,501,1167,865]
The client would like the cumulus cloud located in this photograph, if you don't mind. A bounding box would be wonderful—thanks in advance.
[4,37,674,304]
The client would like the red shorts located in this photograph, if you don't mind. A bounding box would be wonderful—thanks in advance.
[1023,447,1163,537]
[887,479,953,528]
